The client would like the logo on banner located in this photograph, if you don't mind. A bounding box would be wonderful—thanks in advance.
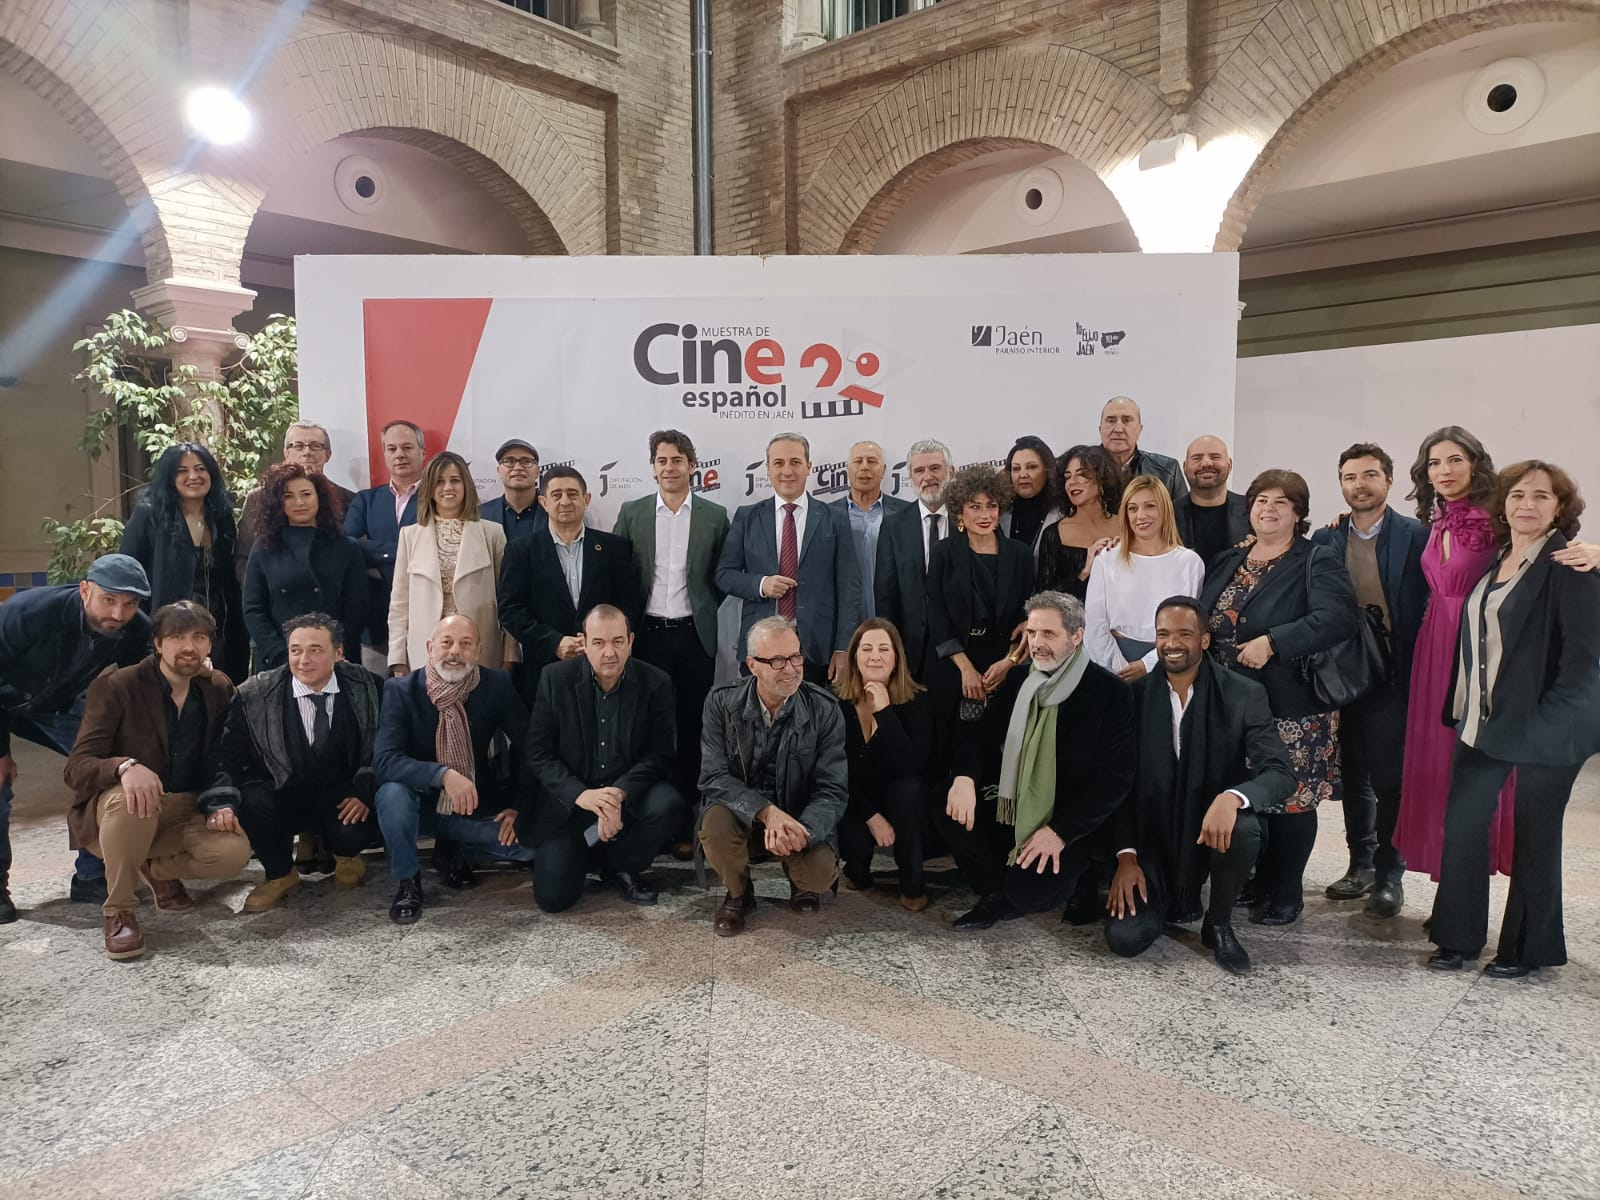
[811,460,849,499]
[888,460,907,497]
[742,460,777,498]
[1075,323,1127,357]
[633,323,890,422]
[691,458,723,494]
[595,461,646,499]
[970,324,1059,355]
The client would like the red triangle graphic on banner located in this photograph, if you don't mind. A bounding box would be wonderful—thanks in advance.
[362,298,494,481]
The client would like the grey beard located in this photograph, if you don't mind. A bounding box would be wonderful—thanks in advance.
[432,661,471,682]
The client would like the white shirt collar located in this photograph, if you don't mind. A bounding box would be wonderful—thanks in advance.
[549,524,584,547]
[918,499,946,520]
[775,491,810,514]
[292,672,340,698]
[655,491,691,515]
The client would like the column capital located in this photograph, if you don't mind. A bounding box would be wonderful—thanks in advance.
[130,277,257,362]
[575,0,613,45]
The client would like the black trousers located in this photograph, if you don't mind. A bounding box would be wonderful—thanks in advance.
[1339,680,1407,882]
[1253,809,1319,908]
[837,775,930,898]
[936,792,1096,913]
[1105,811,1263,957]
[529,780,685,914]
[236,779,377,879]
[634,619,714,822]
[1431,743,1581,966]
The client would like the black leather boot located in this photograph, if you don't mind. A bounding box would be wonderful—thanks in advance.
[1202,916,1251,974]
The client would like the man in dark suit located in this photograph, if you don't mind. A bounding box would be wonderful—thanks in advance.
[874,438,952,678]
[1105,597,1297,974]
[343,419,427,667]
[612,430,728,815]
[1173,435,1249,568]
[372,614,533,924]
[716,431,862,687]
[1312,442,1428,917]
[830,440,911,619]
[520,605,685,912]
[1099,396,1186,502]
[480,438,548,543]
[235,422,357,580]
[499,465,641,696]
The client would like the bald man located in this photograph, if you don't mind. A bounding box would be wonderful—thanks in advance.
[830,440,910,618]
[1173,435,1249,568]
[1098,397,1186,503]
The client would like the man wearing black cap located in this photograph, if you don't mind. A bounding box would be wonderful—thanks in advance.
[481,439,547,543]
[0,553,154,921]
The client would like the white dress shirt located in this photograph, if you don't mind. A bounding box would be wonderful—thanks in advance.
[772,490,811,559]
[1351,513,1385,542]
[648,492,694,618]
[917,500,947,568]
[291,671,341,745]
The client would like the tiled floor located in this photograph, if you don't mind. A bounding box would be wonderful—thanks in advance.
[4,741,1597,1200]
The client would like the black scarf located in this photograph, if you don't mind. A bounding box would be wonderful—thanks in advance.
[1140,660,1237,892]
[1008,492,1051,545]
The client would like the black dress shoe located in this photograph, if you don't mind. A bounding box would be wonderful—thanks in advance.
[611,871,659,906]
[1255,901,1303,926]
[0,887,16,925]
[1484,958,1534,979]
[1427,949,1466,971]
[389,875,424,924]
[69,874,108,904]
[953,894,1021,931]
[1233,883,1263,909]
[1325,865,1376,900]
[433,839,476,890]
[1364,880,1404,919]
[1202,917,1251,975]
[1062,894,1103,926]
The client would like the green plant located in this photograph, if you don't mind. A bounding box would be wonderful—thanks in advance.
[43,310,299,582]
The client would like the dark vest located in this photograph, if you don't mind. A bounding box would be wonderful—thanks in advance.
[283,686,360,792]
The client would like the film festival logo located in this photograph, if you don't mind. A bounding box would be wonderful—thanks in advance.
[1075,322,1127,357]
[632,321,891,422]
[969,324,1061,356]
[691,457,723,494]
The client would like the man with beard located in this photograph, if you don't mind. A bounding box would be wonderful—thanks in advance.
[831,440,910,618]
[1099,397,1186,502]
[940,591,1135,930]
[373,614,532,923]
[481,438,548,542]
[63,602,253,960]
[1104,597,1296,974]
[1172,435,1249,569]
[0,553,154,921]
[1312,443,1428,916]
[873,438,952,678]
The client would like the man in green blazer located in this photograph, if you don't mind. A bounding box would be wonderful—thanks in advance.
[612,430,730,830]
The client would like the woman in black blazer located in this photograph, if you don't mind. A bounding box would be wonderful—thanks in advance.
[1428,461,1600,977]
[1199,469,1358,925]
[120,442,249,681]
[243,462,369,670]
[833,618,937,910]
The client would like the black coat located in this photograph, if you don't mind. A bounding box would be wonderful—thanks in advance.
[372,667,529,811]
[242,529,369,669]
[1445,531,1600,766]
[874,504,941,675]
[120,502,248,681]
[1199,538,1359,718]
[498,529,641,680]
[1312,507,1429,688]
[518,655,677,843]
[925,533,1034,663]
[954,659,1136,847]
[1174,492,1251,567]
[840,688,936,797]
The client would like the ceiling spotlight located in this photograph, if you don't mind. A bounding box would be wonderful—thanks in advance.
[184,85,253,146]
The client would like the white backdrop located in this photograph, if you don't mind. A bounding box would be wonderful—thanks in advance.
[295,254,1241,522]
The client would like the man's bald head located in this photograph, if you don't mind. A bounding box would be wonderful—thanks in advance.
[426,613,482,680]
[1099,396,1144,464]
[1183,435,1233,496]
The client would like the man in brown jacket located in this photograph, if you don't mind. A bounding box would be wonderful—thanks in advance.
[64,601,253,960]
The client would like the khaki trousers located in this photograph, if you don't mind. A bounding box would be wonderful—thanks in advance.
[90,788,253,916]
[699,803,838,898]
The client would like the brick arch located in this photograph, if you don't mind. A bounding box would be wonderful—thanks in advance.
[799,43,1169,255]
[231,31,602,260]
[1197,0,1600,251]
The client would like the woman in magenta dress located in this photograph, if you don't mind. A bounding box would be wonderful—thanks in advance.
[1395,426,1514,880]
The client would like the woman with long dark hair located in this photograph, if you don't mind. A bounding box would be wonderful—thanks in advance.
[1000,436,1060,549]
[1393,426,1513,881]
[242,462,368,670]
[1036,444,1122,600]
[120,442,248,680]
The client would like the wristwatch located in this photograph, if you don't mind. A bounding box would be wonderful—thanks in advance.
[115,758,138,778]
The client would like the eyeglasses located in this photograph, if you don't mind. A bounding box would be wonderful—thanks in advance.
[500,457,538,469]
[750,653,806,670]
[285,441,329,453]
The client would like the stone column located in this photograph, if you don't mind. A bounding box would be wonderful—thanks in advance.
[575,0,612,44]
[792,0,826,50]
[131,276,256,434]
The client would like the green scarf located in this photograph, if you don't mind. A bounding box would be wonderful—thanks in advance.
[995,647,1089,863]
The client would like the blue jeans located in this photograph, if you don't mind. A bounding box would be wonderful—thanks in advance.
[375,781,535,881]
[0,705,104,882]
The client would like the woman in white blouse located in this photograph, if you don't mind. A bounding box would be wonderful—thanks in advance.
[389,451,514,673]
[1085,475,1204,680]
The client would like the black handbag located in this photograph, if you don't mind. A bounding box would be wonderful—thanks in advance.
[1296,547,1394,709]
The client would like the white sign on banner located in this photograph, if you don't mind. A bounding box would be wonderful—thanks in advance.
[294,254,1240,524]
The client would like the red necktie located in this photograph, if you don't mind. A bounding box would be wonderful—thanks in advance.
[778,502,799,619]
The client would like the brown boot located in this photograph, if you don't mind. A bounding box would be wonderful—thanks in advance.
[713,889,756,937]
[332,855,366,888]
[104,910,145,960]
[144,872,193,913]
[243,872,299,912]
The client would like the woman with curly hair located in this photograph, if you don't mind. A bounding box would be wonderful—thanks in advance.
[1394,426,1513,881]
[1035,444,1123,600]
[242,462,368,669]
[120,442,249,680]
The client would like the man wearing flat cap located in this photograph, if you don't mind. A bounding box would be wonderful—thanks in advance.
[481,439,548,543]
[0,554,155,921]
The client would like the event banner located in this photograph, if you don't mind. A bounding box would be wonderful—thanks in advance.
[295,255,1240,524]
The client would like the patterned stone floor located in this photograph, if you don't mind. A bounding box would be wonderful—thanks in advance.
[3,741,1597,1200]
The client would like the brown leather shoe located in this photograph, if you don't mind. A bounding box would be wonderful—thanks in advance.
[144,872,193,913]
[104,910,145,960]
[713,890,756,937]
[899,893,930,912]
